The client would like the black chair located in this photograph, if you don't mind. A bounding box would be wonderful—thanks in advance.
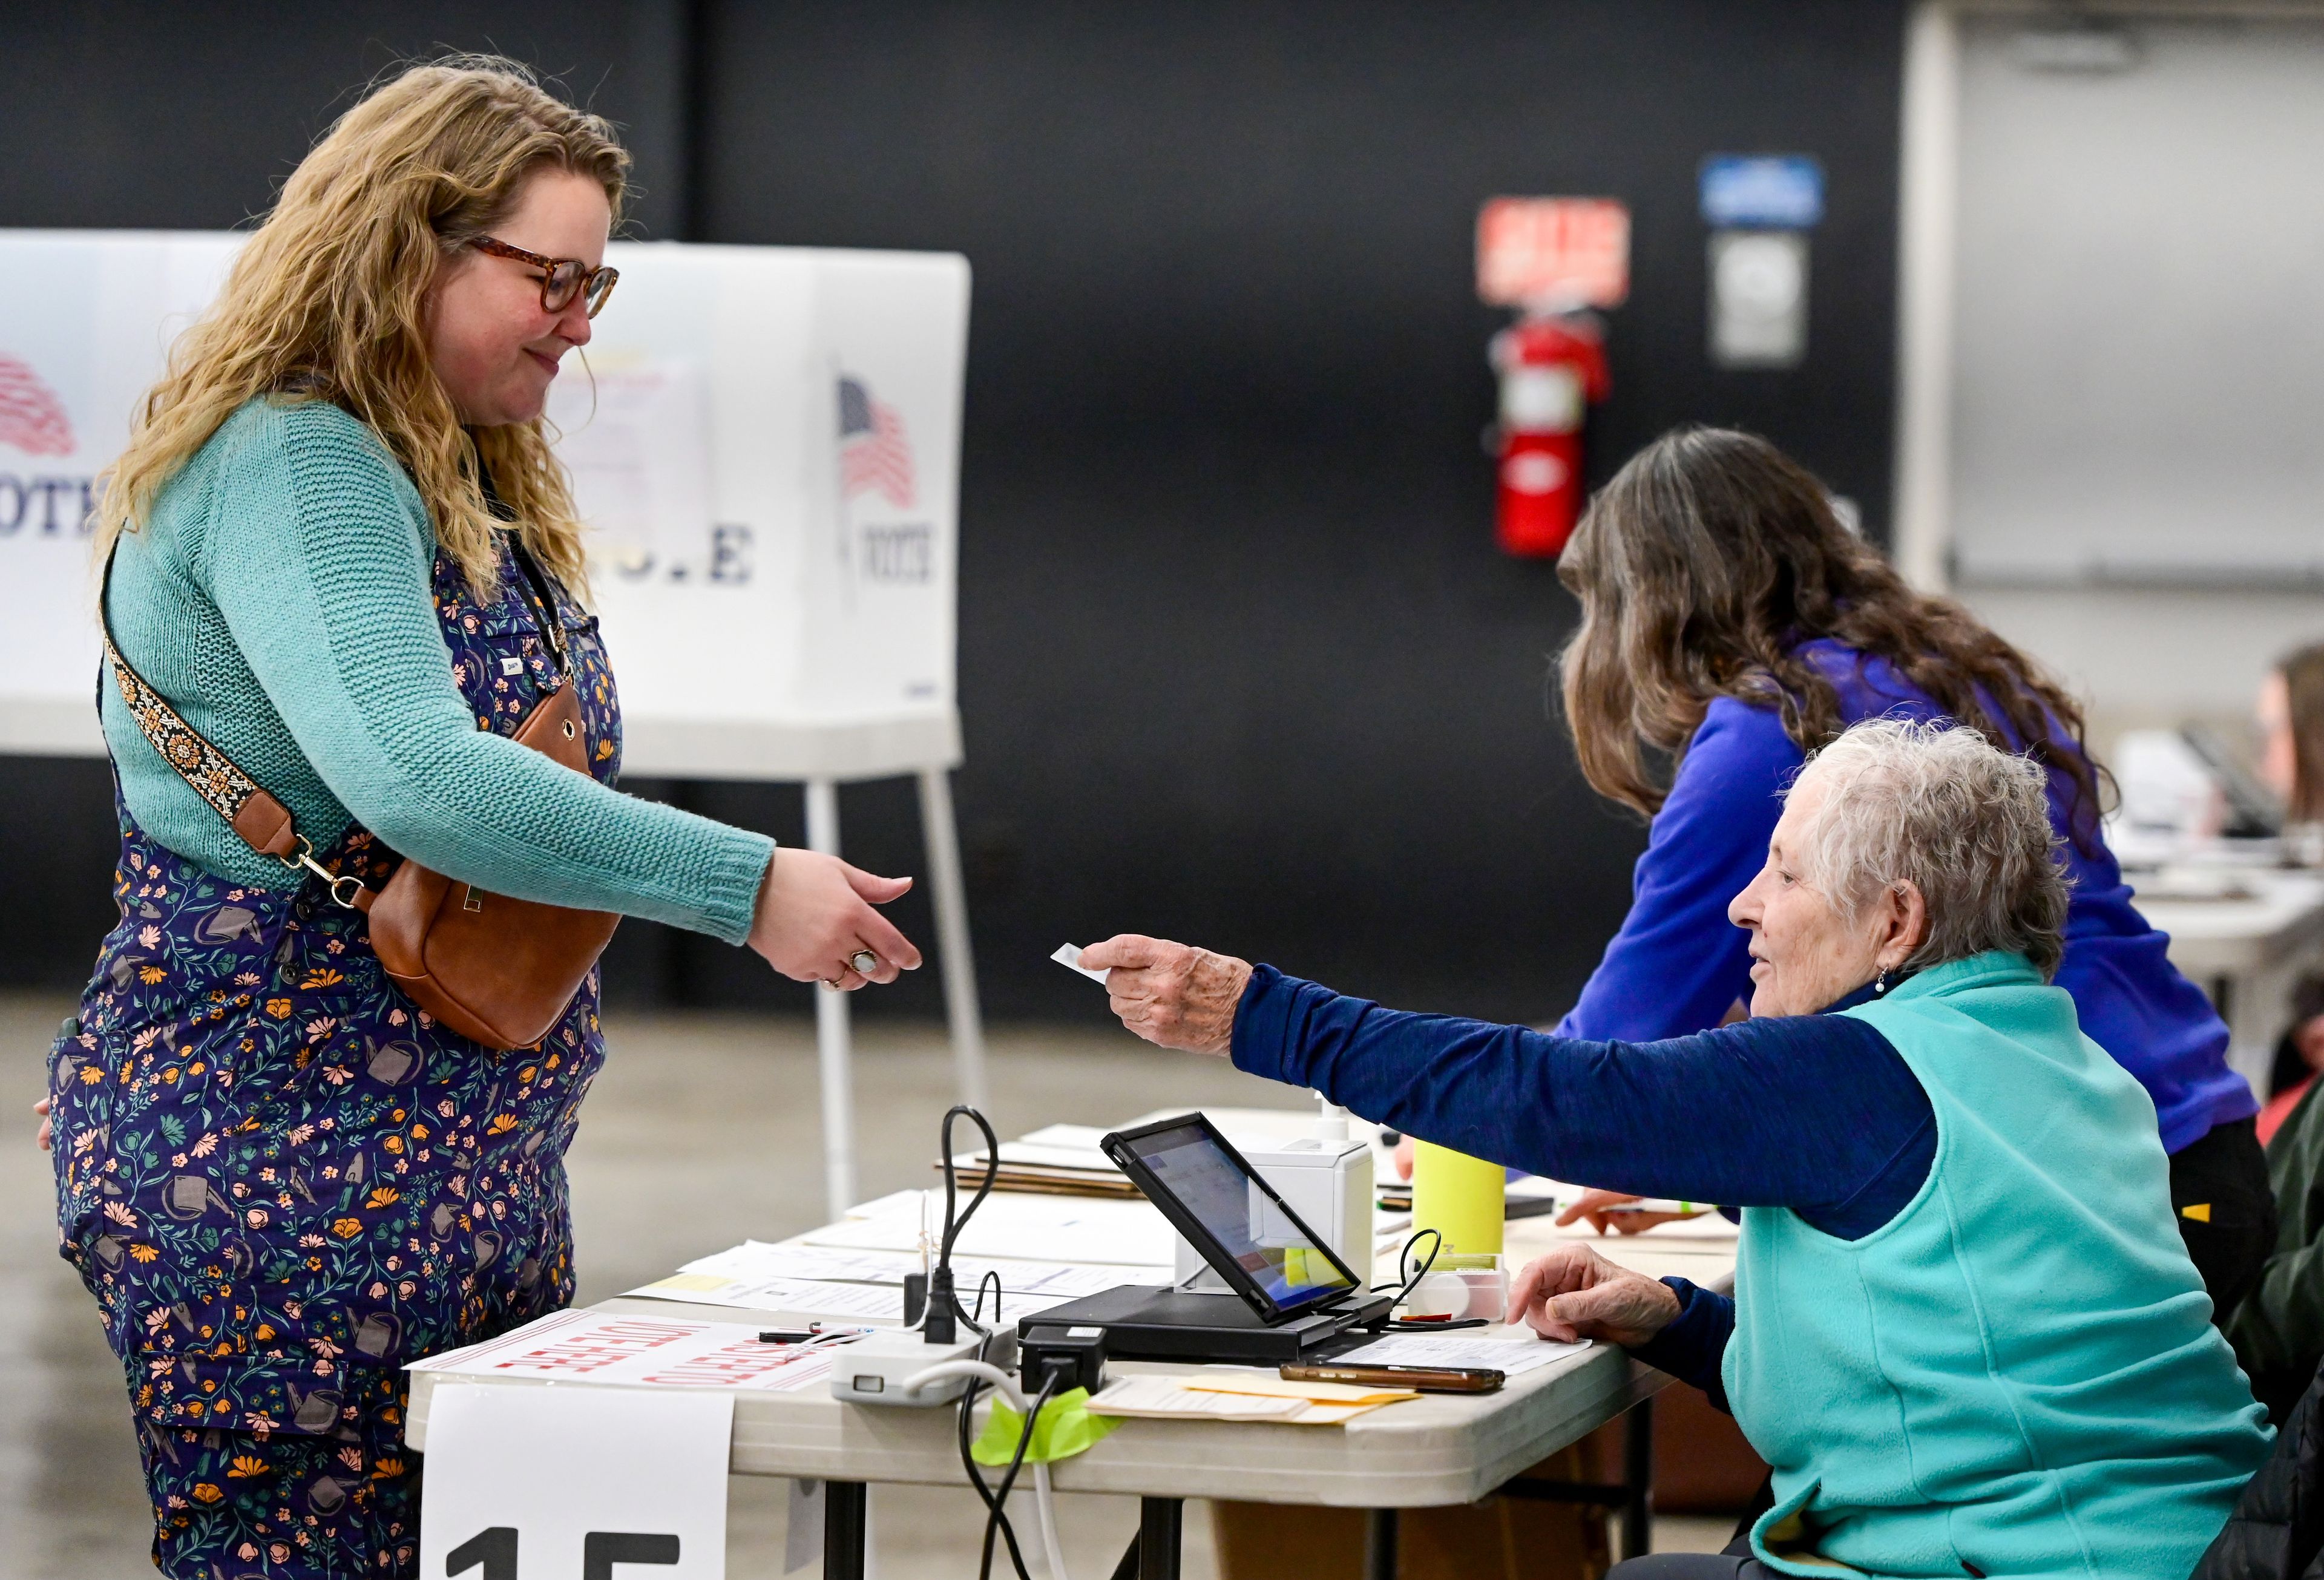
[2193,1359,2324,1580]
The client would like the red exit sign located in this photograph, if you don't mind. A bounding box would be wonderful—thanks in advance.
[1476,198,1630,310]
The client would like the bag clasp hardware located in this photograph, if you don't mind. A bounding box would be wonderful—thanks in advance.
[280,837,367,910]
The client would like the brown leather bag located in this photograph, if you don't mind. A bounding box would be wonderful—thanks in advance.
[102,544,619,1051]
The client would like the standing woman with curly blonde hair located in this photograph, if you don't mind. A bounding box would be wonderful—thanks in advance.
[38,58,919,1578]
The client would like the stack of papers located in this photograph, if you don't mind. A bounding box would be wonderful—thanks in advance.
[410,1310,846,1393]
[942,1123,1145,1199]
[801,1187,1181,1268]
[627,1239,1158,1325]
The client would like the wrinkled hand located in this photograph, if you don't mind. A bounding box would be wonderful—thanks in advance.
[1510,1244,1682,1346]
[34,1095,51,1152]
[748,848,923,990]
[1080,934,1253,1056]
[1554,1188,1701,1236]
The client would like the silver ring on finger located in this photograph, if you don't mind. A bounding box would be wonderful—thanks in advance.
[850,949,879,976]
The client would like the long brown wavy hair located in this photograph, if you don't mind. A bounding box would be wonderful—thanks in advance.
[1557,426,2106,845]
[93,55,628,600]
[2277,641,2324,824]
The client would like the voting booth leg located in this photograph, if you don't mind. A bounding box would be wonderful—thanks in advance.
[825,1479,869,1580]
[917,765,990,1109]
[1364,1507,1399,1580]
[806,778,858,1219]
[1138,1496,1183,1579]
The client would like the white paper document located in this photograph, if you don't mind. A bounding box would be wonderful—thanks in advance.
[1085,1374,1390,1426]
[1330,1333,1587,1378]
[1085,1374,1306,1420]
[409,1309,847,1392]
[677,1239,1147,1299]
[801,1188,1179,1267]
[628,1269,1071,1326]
[421,1382,732,1580]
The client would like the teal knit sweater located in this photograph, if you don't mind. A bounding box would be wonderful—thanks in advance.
[99,397,775,944]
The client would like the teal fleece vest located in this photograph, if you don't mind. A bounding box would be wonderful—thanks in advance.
[1724,952,2270,1579]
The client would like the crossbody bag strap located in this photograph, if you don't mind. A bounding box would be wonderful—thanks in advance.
[479,468,568,676]
[98,544,363,903]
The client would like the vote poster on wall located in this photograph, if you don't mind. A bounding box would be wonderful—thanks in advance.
[0,232,971,781]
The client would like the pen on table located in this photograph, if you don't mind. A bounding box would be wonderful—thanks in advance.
[1596,1198,1713,1215]
[757,1325,873,1343]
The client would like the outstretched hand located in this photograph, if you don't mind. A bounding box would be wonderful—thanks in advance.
[748,848,923,990]
[1509,1244,1682,1346]
[1080,934,1253,1056]
[1553,1187,1702,1236]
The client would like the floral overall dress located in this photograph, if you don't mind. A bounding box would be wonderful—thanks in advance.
[48,533,622,1580]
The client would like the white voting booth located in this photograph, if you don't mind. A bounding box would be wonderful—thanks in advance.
[0,231,982,1216]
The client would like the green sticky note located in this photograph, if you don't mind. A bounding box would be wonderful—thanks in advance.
[970,1388,1123,1466]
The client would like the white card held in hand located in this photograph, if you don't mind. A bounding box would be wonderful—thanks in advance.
[1052,943,1111,984]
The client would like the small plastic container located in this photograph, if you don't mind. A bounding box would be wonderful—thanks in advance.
[1400,1251,1508,1323]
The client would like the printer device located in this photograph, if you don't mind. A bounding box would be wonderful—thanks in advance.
[1016,1112,1393,1365]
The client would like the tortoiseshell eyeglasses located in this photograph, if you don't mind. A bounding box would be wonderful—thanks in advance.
[469,235,619,318]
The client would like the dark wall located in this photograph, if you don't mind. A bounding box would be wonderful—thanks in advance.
[0,1,1905,1025]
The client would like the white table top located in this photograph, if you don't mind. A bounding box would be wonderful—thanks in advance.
[2130,865,2324,976]
[405,1110,1736,1509]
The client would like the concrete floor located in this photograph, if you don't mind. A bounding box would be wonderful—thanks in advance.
[2,989,1727,1578]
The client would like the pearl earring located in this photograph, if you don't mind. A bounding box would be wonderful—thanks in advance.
[1874,968,1889,995]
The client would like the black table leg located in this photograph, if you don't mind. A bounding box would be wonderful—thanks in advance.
[1364,1507,1399,1580]
[1622,1395,1655,1560]
[825,1479,868,1580]
[1138,1495,1183,1579]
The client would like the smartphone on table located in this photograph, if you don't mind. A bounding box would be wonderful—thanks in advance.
[1281,1362,1505,1394]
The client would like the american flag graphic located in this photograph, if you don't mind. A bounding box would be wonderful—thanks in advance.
[838,376,914,509]
[0,353,74,456]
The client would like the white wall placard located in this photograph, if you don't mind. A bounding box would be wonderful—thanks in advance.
[419,1381,732,1580]
[0,231,971,782]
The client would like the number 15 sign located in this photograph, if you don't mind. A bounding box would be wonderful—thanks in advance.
[419,1383,732,1579]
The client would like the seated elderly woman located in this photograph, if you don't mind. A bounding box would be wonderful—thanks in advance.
[1086,720,2270,1580]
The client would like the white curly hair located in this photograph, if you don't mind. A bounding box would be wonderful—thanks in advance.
[1787,717,2072,978]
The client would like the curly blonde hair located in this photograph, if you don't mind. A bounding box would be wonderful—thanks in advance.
[93,54,628,600]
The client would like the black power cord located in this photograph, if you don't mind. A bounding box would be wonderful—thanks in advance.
[1370,1227,1489,1332]
[928,1104,1001,1344]
[979,1374,1062,1580]
[955,1363,1037,1580]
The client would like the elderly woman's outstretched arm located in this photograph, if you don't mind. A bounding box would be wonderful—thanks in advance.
[1232,963,1933,1225]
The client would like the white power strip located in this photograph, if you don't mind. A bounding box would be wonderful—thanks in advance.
[828,1330,989,1406]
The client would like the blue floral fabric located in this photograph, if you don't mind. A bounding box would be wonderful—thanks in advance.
[50,536,622,1579]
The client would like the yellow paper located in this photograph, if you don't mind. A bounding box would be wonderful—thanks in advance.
[1181,1367,1417,1406]
[642,1273,733,1293]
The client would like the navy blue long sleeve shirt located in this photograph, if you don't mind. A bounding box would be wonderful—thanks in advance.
[1232,968,1937,1408]
[1554,640,2252,1154]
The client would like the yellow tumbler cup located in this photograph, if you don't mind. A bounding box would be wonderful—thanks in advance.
[1410,1140,1504,1257]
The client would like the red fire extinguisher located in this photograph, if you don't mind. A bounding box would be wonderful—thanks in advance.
[1489,312,1609,559]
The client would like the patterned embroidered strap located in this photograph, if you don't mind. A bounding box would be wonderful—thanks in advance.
[99,548,301,861]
